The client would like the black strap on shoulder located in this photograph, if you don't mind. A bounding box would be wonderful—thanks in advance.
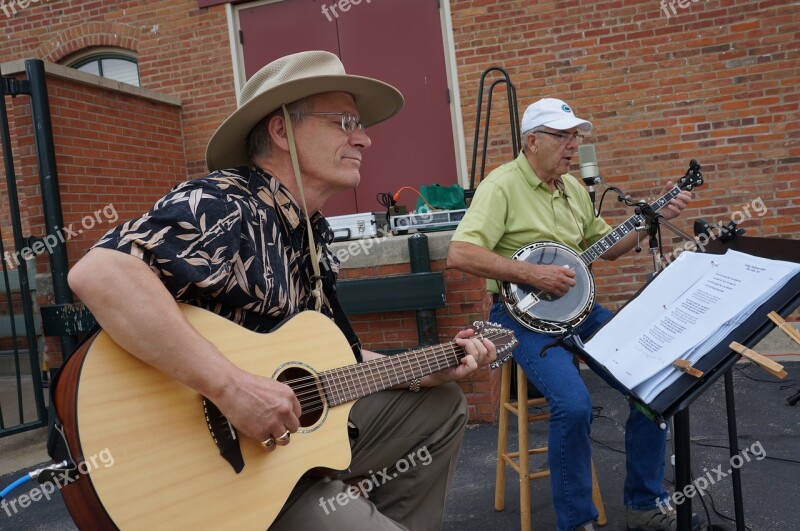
[330,290,362,363]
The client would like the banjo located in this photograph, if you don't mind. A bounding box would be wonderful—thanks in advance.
[499,161,704,334]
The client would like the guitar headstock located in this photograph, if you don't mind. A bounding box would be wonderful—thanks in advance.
[677,159,704,191]
[472,321,518,369]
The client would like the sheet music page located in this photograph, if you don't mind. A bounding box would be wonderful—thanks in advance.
[585,250,800,395]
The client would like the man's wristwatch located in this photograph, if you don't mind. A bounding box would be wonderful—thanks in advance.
[409,378,421,393]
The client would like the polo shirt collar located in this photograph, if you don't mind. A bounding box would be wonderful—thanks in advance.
[514,152,567,197]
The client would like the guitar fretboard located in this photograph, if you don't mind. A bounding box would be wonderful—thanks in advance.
[319,342,464,407]
[579,187,681,265]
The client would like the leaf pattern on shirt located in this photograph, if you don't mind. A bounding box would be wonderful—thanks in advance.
[94,166,339,333]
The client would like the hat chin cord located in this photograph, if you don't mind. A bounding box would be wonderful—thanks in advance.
[282,104,324,312]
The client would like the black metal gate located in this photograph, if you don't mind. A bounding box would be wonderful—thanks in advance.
[0,59,77,437]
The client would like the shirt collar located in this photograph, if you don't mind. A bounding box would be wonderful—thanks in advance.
[250,165,324,231]
[514,152,568,198]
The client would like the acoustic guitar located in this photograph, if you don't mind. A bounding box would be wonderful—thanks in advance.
[52,303,517,529]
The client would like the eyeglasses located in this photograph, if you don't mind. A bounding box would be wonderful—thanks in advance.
[535,130,585,143]
[302,112,365,134]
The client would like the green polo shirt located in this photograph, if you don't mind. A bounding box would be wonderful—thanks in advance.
[452,152,612,292]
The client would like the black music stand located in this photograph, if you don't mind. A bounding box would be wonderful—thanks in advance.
[564,235,800,530]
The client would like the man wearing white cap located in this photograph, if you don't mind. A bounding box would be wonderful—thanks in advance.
[68,51,496,529]
[448,98,700,530]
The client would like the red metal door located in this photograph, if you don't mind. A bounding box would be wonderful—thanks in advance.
[238,0,457,217]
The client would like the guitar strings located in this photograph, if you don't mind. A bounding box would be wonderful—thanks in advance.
[278,331,509,414]
[291,343,509,415]
[282,346,463,389]
[281,332,503,398]
[298,330,508,400]
[292,347,461,415]
[294,354,458,414]
[277,329,507,392]
[289,343,461,403]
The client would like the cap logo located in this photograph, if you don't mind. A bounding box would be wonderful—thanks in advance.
[561,104,572,113]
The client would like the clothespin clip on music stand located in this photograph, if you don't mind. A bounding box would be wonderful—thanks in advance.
[671,359,704,378]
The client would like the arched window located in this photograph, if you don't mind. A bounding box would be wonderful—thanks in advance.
[63,48,140,87]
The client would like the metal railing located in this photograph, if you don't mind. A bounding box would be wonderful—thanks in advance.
[0,59,76,437]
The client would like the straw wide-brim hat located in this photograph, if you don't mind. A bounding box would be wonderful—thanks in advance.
[205,50,404,171]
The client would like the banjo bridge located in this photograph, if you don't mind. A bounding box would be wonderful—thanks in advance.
[515,292,540,312]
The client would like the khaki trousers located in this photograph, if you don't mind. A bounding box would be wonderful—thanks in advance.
[271,382,468,530]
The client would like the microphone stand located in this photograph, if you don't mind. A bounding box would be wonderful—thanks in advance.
[581,176,602,216]
[629,200,696,279]
[596,183,695,277]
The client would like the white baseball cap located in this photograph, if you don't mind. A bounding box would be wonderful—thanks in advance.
[520,98,592,135]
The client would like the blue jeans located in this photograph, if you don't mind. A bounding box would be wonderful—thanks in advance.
[490,303,668,531]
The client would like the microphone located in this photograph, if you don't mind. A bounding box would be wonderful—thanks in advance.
[578,144,602,186]
[578,144,602,208]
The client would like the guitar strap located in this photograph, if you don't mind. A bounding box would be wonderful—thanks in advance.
[282,104,362,363]
[328,282,364,364]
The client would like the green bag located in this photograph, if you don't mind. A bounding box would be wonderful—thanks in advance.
[415,184,466,212]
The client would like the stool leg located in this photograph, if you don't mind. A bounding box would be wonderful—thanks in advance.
[495,362,511,511]
[517,364,531,531]
[591,460,607,526]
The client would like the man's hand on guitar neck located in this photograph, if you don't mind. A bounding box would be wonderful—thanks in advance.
[423,329,497,387]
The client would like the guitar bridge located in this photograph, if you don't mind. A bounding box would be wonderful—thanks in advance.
[203,398,244,474]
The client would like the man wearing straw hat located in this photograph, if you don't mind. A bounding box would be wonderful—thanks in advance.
[68,50,496,529]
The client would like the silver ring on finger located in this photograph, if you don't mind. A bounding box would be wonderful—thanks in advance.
[276,430,291,446]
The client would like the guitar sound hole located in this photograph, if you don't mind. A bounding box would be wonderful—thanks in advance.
[276,366,324,428]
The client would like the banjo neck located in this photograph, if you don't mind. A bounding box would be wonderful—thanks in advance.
[578,186,683,266]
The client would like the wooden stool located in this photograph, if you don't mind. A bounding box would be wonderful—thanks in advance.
[495,361,607,529]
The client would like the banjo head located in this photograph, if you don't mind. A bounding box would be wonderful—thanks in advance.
[502,241,594,331]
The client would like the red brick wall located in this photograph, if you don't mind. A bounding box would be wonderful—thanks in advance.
[0,73,186,367]
[1,1,230,370]
[0,0,234,178]
[451,0,800,311]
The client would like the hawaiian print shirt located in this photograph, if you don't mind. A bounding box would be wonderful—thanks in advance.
[94,166,342,335]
